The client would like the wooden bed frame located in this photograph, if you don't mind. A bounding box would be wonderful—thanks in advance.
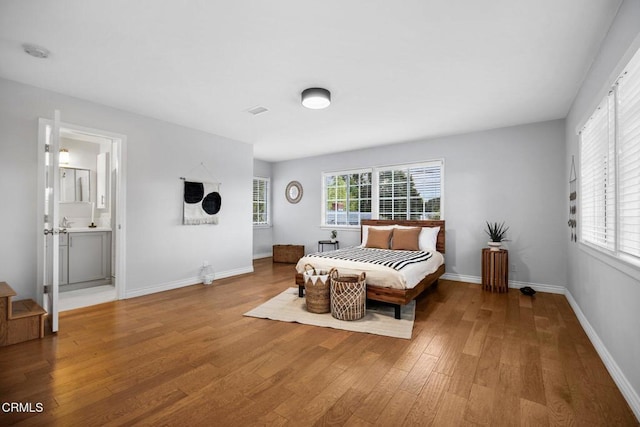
[295,219,446,319]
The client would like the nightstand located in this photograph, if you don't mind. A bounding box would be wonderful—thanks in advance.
[318,240,339,252]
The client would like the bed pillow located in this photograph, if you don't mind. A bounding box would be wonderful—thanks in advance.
[361,225,395,246]
[395,225,441,251]
[391,227,421,251]
[365,227,393,249]
[418,226,440,251]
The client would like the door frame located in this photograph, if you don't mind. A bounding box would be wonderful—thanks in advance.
[37,119,127,310]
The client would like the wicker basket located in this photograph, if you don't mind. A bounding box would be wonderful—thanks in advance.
[303,264,334,314]
[330,269,366,321]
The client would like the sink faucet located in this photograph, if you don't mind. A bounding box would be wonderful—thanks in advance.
[61,217,73,228]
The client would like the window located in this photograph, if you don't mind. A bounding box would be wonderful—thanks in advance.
[323,170,372,226]
[252,177,269,226]
[321,160,443,227]
[378,161,443,220]
[580,47,640,263]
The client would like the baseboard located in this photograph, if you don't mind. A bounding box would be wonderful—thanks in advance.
[253,252,272,260]
[565,290,640,421]
[441,273,565,294]
[442,273,481,284]
[508,279,565,295]
[124,265,254,299]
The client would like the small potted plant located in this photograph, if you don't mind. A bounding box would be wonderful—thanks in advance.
[485,221,509,251]
[330,230,338,243]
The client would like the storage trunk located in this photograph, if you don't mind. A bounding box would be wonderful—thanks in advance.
[272,244,304,263]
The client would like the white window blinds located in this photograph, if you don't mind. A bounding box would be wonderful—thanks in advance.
[377,161,443,220]
[617,51,640,259]
[580,94,615,251]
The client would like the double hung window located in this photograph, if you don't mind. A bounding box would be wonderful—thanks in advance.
[580,47,640,263]
[252,177,270,226]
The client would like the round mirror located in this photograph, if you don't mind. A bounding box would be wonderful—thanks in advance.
[285,181,303,204]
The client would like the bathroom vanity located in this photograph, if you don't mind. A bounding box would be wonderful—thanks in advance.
[60,228,111,286]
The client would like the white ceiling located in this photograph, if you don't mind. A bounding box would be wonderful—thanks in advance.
[0,1,622,161]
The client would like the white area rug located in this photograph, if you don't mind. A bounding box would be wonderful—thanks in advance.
[244,287,415,339]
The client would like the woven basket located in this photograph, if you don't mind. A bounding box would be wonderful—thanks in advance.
[303,264,334,314]
[330,269,366,321]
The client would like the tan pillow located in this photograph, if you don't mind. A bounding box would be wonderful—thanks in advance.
[365,228,393,249]
[391,227,421,251]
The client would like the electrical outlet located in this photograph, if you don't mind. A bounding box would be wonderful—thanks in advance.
[510,262,517,272]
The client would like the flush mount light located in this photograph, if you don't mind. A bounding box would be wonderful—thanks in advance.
[59,149,69,164]
[22,43,50,59]
[301,88,331,109]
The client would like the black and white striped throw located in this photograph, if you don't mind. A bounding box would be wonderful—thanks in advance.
[307,247,432,271]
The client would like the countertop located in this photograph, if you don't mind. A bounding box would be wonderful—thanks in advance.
[66,227,112,233]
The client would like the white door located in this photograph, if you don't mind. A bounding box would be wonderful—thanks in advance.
[40,110,63,332]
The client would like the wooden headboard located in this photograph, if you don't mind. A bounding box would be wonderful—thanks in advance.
[360,219,445,253]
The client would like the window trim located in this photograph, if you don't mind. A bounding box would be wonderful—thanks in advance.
[320,159,445,228]
[252,176,271,227]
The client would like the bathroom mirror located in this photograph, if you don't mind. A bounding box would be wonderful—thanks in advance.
[59,167,91,203]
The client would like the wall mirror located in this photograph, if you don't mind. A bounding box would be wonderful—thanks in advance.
[285,181,303,204]
[59,167,91,203]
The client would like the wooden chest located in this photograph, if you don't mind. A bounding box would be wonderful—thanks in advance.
[273,244,304,263]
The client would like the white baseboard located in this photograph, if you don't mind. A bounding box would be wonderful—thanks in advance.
[441,273,565,294]
[124,265,254,299]
[253,252,272,260]
[442,273,482,284]
[565,290,640,421]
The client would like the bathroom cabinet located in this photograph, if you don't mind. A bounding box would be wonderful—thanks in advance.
[67,231,111,284]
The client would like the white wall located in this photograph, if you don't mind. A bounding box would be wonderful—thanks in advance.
[271,119,567,289]
[564,0,640,418]
[0,78,254,300]
[253,159,273,258]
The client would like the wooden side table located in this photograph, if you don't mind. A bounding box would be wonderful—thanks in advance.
[482,248,508,293]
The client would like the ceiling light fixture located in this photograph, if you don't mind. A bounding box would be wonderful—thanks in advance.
[22,43,50,59]
[301,88,331,109]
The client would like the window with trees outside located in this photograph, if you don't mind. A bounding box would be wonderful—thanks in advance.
[580,46,640,266]
[323,171,372,226]
[378,161,442,221]
[252,177,269,226]
[322,160,443,228]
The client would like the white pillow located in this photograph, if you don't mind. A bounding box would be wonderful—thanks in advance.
[395,225,440,252]
[361,225,395,246]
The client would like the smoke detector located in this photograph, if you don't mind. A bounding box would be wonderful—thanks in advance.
[23,43,50,59]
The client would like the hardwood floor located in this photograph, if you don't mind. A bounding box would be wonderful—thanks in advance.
[0,258,637,426]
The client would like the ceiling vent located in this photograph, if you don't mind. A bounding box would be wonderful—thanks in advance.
[247,106,269,116]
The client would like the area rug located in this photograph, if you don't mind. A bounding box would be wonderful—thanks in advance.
[243,287,415,339]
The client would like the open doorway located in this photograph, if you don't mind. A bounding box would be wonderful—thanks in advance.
[38,119,126,314]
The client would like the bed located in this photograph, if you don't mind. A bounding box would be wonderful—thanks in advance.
[294,219,445,319]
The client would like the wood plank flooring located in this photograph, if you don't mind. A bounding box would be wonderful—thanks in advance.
[0,258,637,426]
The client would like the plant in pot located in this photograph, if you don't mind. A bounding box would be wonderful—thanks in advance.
[485,221,509,251]
[330,230,338,243]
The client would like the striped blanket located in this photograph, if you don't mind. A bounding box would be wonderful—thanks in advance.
[307,247,432,271]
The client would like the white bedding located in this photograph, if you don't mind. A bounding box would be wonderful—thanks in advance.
[296,248,444,290]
